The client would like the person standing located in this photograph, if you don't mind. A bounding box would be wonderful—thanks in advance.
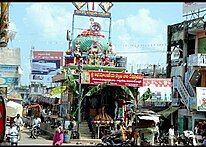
[169,125,175,146]
[53,127,64,146]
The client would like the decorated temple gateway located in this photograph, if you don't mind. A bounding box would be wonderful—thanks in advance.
[65,17,124,72]
[52,3,145,140]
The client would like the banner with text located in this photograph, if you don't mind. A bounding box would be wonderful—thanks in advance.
[81,71,144,87]
[31,59,61,83]
[196,87,206,111]
[33,51,63,66]
[0,47,20,65]
[0,65,19,86]
[138,78,172,102]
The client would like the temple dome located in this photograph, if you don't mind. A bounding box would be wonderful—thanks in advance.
[72,29,109,52]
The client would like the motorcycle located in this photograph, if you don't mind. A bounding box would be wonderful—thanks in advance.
[5,124,20,146]
[30,125,41,139]
[96,134,131,146]
[178,130,197,146]
[159,132,169,146]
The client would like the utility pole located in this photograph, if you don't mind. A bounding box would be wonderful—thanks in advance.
[77,56,83,139]
[152,64,157,78]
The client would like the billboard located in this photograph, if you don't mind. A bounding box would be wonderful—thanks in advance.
[0,65,19,86]
[81,71,144,87]
[183,2,206,14]
[32,51,63,66]
[0,47,20,65]
[196,87,206,111]
[31,59,61,83]
[138,78,172,102]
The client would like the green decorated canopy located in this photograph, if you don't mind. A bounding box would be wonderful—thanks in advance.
[72,30,109,52]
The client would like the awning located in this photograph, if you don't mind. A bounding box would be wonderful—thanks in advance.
[26,104,42,112]
[157,106,180,118]
[138,115,160,124]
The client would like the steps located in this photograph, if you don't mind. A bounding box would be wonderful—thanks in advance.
[79,121,92,139]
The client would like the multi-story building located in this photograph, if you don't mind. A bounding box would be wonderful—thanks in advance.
[166,7,206,134]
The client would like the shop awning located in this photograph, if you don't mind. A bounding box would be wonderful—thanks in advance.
[157,106,180,118]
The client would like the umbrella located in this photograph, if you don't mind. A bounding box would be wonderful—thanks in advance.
[6,101,23,117]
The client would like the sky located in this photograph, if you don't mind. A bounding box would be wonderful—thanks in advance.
[7,2,185,85]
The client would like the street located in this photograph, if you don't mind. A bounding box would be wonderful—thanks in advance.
[1,127,97,146]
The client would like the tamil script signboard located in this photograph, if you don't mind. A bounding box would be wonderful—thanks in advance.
[81,71,144,87]
[196,87,206,111]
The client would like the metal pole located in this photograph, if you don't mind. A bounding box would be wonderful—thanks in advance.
[108,17,112,42]
[71,14,75,56]
[78,66,82,123]
[77,57,82,138]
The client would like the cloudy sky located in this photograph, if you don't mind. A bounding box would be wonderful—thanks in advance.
[8,2,184,85]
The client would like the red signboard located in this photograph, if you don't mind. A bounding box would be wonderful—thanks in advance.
[0,98,6,143]
[33,51,64,66]
[81,71,144,87]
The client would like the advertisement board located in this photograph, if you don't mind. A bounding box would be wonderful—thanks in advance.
[0,47,20,65]
[0,65,18,77]
[138,78,172,102]
[81,71,144,87]
[116,56,127,68]
[0,77,18,86]
[31,59,61,83]
[196,87,206,111]
[33,51,63,66]
[0,65,19,86]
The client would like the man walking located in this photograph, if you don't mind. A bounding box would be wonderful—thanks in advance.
[169,125,175,146]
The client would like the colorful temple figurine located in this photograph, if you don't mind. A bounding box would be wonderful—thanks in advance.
[90,40,99,54]
[106,42,115,55]
[74,40,82,65]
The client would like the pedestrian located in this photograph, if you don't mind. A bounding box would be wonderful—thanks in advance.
[53,126,64,146]
[195,124,199,135]
[155,122,160,143]
[169,125,175,146]
[203,136,206,146]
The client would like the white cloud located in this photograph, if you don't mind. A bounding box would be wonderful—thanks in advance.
[25,3,73,41]
[112,8,168,72]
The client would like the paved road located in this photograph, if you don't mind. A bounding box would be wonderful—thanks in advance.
[1,127,97,146]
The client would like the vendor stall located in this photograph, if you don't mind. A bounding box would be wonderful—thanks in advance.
[127,109,160,146]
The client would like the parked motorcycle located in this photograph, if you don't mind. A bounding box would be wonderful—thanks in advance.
[30,125,41,139]
[178,130,197,146]
[96,134,131,146]
[159,132,169,146]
